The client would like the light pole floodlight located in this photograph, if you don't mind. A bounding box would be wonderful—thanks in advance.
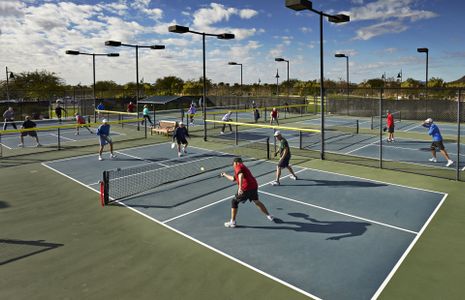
[66,50,80,55]
[275,57,285,62]
[328,14,350,23]
[228,62,238,65]
[285,0,312,11]
[169,25,189,33]
[335,53,346,58]
[105,40,122,47]
[217,33,235,40]
[107,53,120,57]
[417,47,428,53]
[150,45,165,50]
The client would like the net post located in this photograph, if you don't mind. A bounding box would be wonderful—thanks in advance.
[266,137,270,160]
[264,106,267,122]
[0,133,2,157]
[102,171,110,206]
[57,127,61,150]
[370,116,374,130]
[144,118,147,139]
[299,131,303,149]
[235,111,238,145]
[273,128,277,155]
[356,119,359,134]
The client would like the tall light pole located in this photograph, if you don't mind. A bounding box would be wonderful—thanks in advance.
[169,25,234,141]
[105,40,165,130]
[397,69,403,100]
[417,47,429,101]
[228,62,243,95]
[257,78,261,97]
[5,67,15,101]
[65,50,119,121]
[335,53,349,100]
[275,69,280,97]
[286,0,350,160]
[275,57,290,99]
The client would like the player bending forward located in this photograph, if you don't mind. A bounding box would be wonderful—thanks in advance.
[172,122,190,157]
[221,157,274,228]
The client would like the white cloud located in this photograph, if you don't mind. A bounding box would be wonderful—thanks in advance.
[354,21,408,40]
[192,3,237,28]
[300,27,312,33]
[348,0,437,22]
[239,8,258,19]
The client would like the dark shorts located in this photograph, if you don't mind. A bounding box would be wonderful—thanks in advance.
[278,155,290,168]
[388,126,394,133]
[431,141,445,151]
[21,130,37,137]
[176,137,188,145]
[231,189,259,208]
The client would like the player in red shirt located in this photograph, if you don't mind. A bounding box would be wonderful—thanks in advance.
[220,157,274,228]
[75,113,93,135]
[127,101,135,113]
[270,107,279,125]
[386,110,395,142]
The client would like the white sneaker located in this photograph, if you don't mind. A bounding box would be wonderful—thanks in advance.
[271,181,280,186]
[429,157,437,163]
[178,152,182,157]
[224,220,236,228]
[98,156,103,161]
[220,131,224,135]
[36,143,42,147]
[18,143,24,148]
[290,175,297,180]
[267,215,274,222]
[182,146,187,154]
[110,154,117,159]
[75,132,79,136]
[386,138,391,142]
[446,160,454,167]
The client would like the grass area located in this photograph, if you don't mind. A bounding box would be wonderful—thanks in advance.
[1,126,464,300]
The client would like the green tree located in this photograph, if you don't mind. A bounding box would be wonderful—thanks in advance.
[5,70,65,100]
[153,76,184,95]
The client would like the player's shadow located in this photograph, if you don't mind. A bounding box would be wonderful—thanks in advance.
[0,200,9,209]
[239,212,371,240]
[279,179,386,188]
[0,239,64,265]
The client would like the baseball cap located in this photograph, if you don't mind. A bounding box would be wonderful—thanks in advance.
[102,119,108,123]
[424,118,433,124]
[179,121,184,125]
[274,131,281,137]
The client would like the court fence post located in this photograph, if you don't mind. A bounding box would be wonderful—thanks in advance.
[144,118,147,139]
[457,89,462,181]
[299,131,303,149]
[379,89,383,169]
[235,111,238,146]
[264,106,267,122]
[356,119,359,134]
[57,127,61,150]
[0,133,2,157]
[266,137,270,160]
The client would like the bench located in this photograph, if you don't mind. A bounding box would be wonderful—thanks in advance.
[152,120,177,136]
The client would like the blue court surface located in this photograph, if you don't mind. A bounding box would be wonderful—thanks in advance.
[42,142,446,300]
[212,124,465,171]
[0,128,122,149]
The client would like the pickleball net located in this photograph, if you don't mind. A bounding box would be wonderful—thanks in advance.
[101,137,270,205]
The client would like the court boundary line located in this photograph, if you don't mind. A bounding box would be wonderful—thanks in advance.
[40,144,447,300]
[114,151,170,167]
[371,193,448,299]
[259,190,418,234]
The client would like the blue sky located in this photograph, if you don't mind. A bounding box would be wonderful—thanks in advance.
[1,0,464,85]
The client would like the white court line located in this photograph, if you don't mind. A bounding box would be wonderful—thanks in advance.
[374,143,465,158]
[49,133,76,142]
[162,170,306,224]
[344,138,379,154]
[371,193,448,299]
[259,190,418,235]
[41,162,100,193]
[114,151,170,167]
[0,142,12,149]
[403,123,422,132]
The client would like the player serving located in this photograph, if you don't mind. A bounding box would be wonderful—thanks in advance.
[220,157,274,228]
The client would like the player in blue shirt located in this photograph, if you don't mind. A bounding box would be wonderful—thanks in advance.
[96,119,116,161]
[422,118,453,167]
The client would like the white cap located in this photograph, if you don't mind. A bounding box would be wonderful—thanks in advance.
[274,130,281,137]
[102,119,108,123]
[179,121,184,125]
[425,118,433,124]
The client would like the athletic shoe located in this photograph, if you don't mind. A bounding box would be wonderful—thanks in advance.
[446,160,454,167]
[271,181,280,186]
[182,146,187,154]
[75,132,79,135]
[98,156,103,161]
[429,157,437,163]
[110,154,117,159]
[290,175,298,180]
[18,143,24,148]
[36,143,42,147]
[386,138,391,142]
[224,220,236,228]
[220,131,224,135]
[178,152,182,157]
[267,215,274,222]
